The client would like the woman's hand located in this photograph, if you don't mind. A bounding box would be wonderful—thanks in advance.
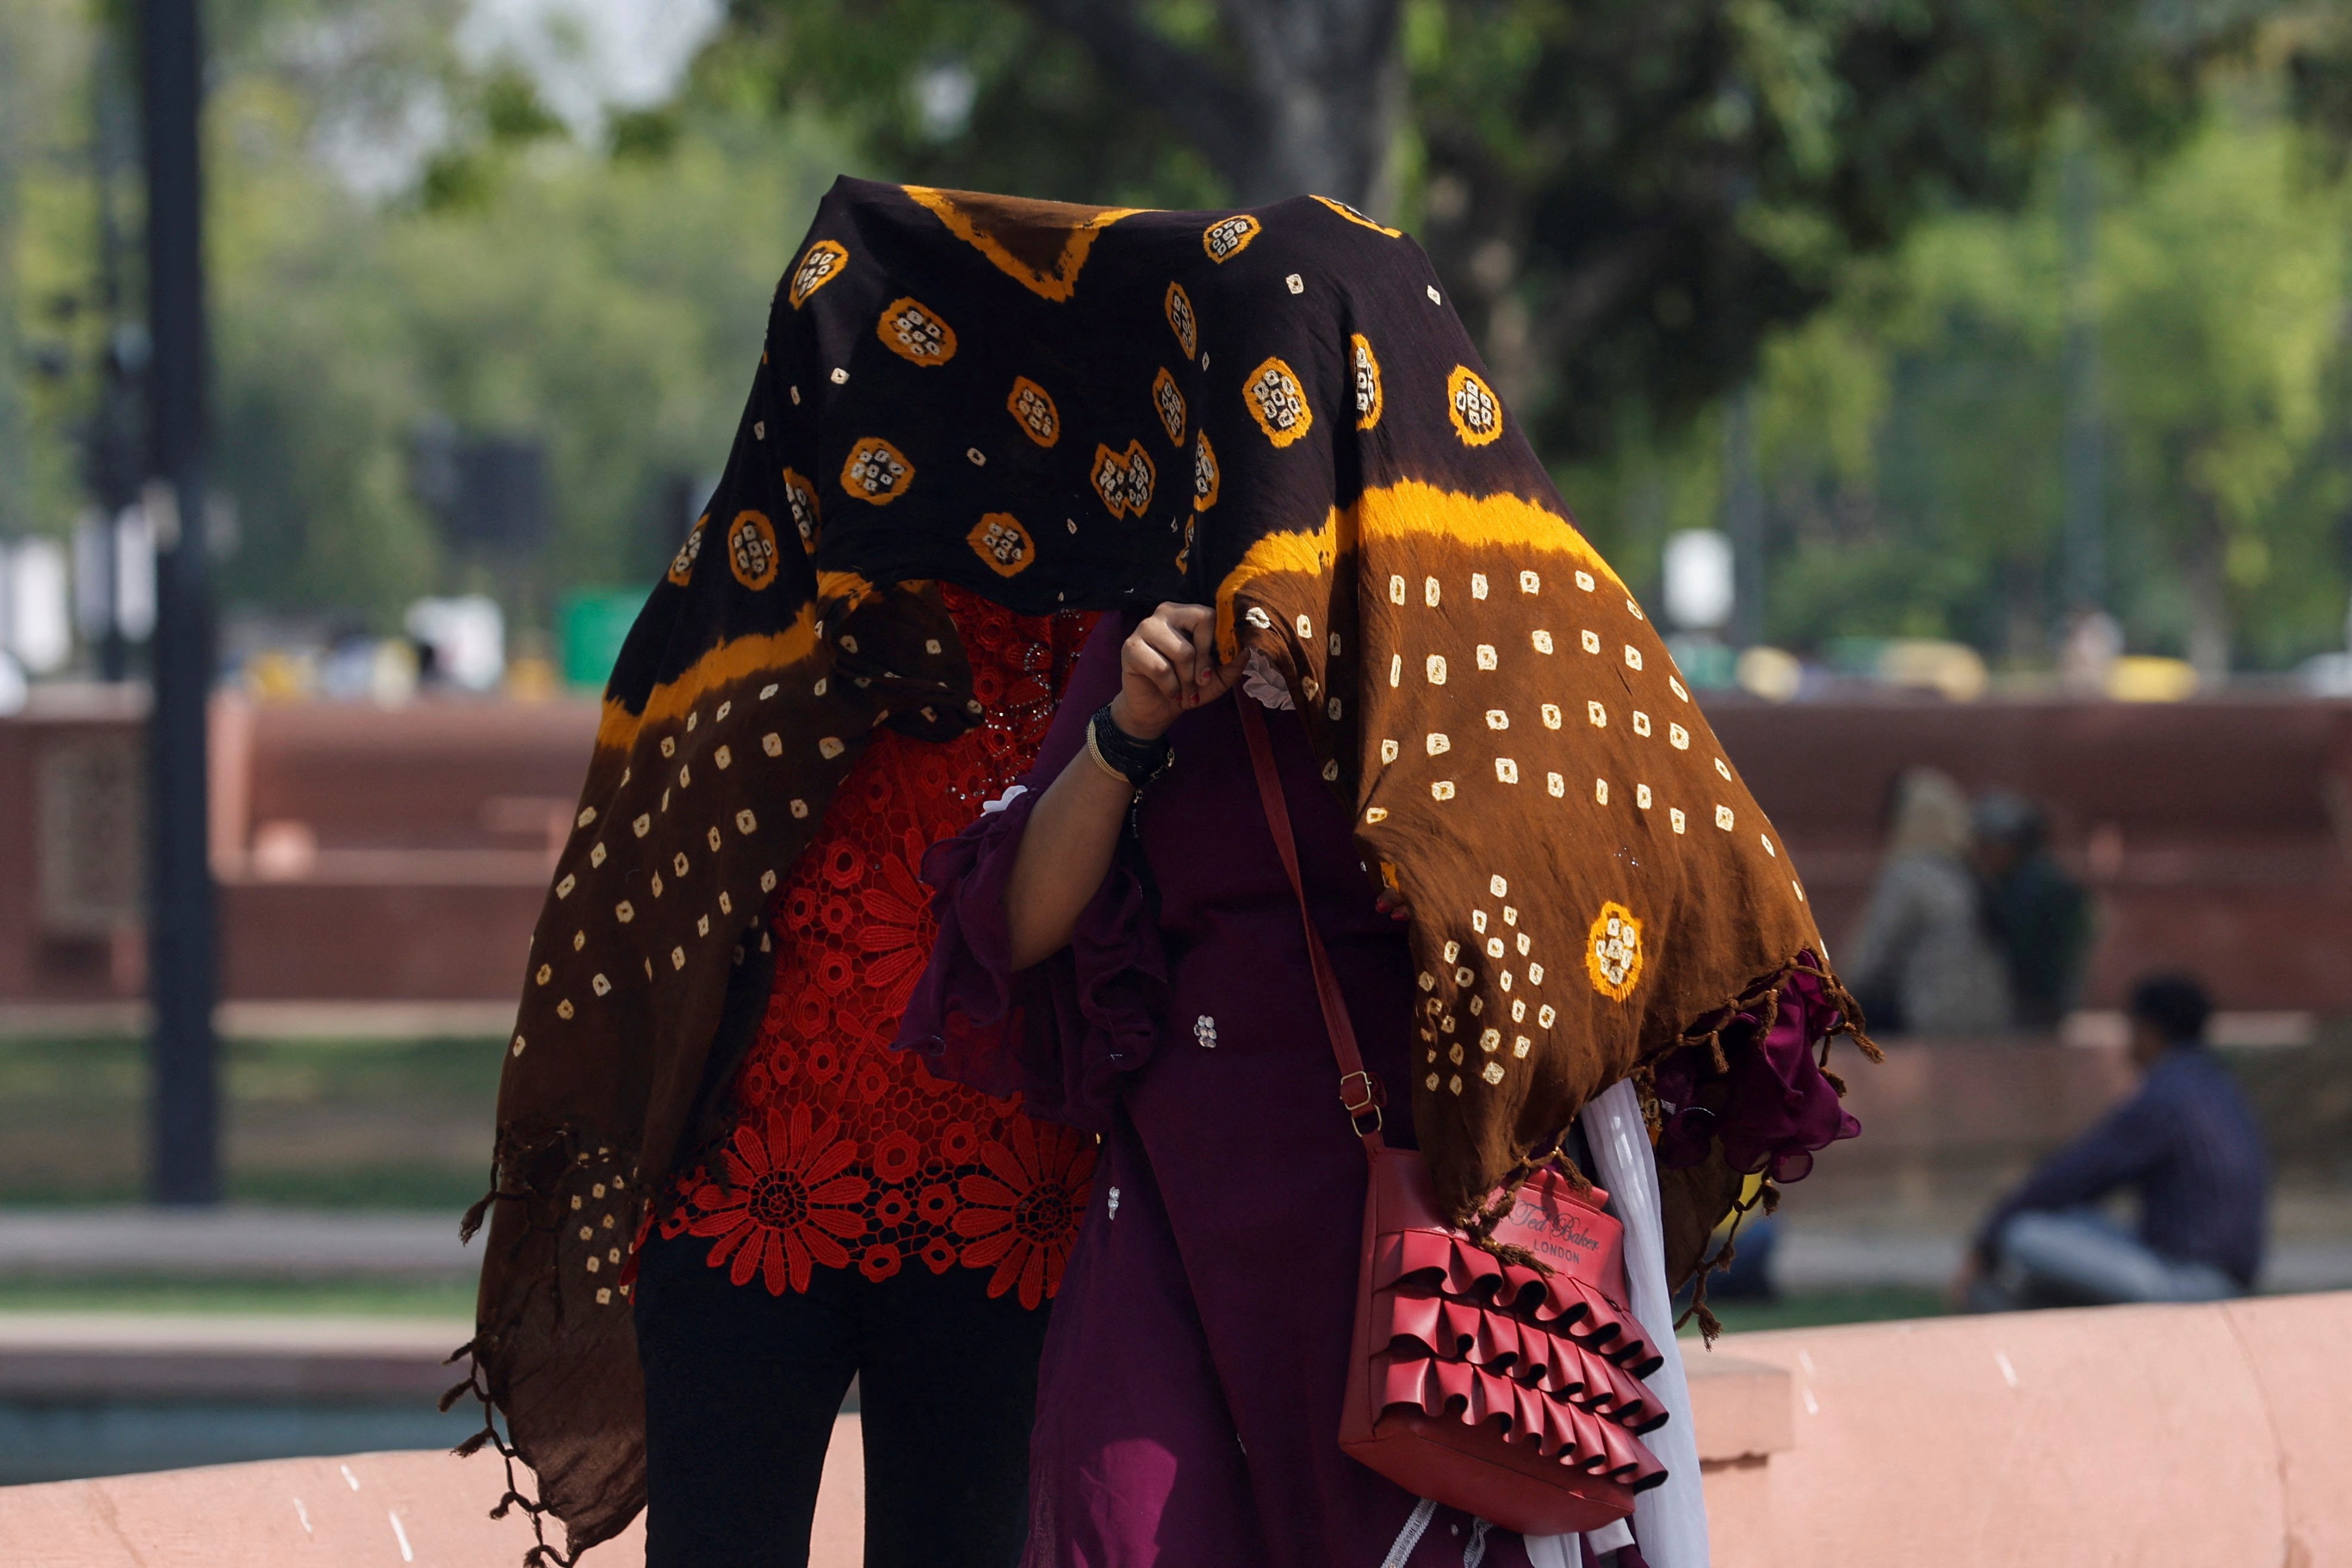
[1108,602,1242,740]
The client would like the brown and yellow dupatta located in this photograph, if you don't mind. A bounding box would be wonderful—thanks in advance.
[454,178,1868,1560]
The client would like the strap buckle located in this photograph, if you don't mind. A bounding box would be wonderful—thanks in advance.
[1339,1070,1385,1137]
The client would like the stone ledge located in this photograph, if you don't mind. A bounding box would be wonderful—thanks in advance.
[0,1213,473,1279]
[0,1315,466,1401]
[1684,1352,1793,1464]
[7,1294,2347,1565]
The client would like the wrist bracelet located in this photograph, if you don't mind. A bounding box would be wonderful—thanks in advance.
[1082,720,1131,786]
[1087,704,1173,789]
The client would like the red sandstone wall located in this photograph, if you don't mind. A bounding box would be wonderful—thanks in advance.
[1710,696,2352,1011]
[2,692,2346,1009]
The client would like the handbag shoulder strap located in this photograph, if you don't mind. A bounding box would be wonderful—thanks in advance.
[1235,695,1386,1148]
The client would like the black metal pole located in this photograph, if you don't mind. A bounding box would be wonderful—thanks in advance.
[137,0,219,1204]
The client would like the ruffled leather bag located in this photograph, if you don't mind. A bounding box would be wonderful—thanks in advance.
[1239,697,1669,1536]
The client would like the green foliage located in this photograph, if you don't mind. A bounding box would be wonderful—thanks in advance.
[1405,0,2259,459]
[721,0,1228,209]
[2101,110,2348,667]
[3,0,2347,676]
[1563,91,2352,671]
[714,0,2274,460]
[197,36,850,623]
[0,0,107,542]
[0,1031,502,1210]
[2,0,847,628]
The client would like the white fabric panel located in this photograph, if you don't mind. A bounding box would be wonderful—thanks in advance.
[1586,1516,1636,1554]
[1523,1530,1579,1567]
[1573,1077,1711,1567]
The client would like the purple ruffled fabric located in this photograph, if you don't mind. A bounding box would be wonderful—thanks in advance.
[894,784,1167,1134]
[1650,958,1858,1183]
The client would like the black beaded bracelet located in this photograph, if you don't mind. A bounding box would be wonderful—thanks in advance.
[1087,704,1173,788]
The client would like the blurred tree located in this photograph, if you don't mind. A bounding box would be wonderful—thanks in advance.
[2,0,110,545]
[1562,92,2352,675]
[191,3,846,624]
[722,0,2283,459]
[0,0,847,635]
[10,0,2347,673]
[1406,0,2298,458]
[2099,114,2347,677]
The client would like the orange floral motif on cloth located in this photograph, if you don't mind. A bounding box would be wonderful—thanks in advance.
[665,585,1098,1303]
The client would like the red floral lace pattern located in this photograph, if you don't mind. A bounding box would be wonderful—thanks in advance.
[665,587,1098,1307]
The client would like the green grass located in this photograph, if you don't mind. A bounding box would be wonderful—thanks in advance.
[1679,1287,1947,1337]
[0,1034,500,1209]
[0,1274,478,1317]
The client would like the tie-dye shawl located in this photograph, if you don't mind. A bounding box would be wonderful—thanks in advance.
[456,176,1869,1560]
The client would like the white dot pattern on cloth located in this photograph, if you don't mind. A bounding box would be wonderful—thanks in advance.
[1211,504,1806,1121]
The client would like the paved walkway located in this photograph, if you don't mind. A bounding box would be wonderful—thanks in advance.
[0,1210,473,1279]
[0,1002,511,1041]
[1776,1226,2352,1294]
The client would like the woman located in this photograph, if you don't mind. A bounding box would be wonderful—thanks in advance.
[459,179,1870,1568]
[630,584,1097,1565]
[901,593,1864,1565]
[906,601,1510,1563]
[1842,767,2010,1035]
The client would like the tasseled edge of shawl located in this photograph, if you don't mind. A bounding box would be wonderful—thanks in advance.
[450,1120,649,1568]
[1662,950,1879,1343]
[439,1340,582,1568]
[1460,949,1879,1333]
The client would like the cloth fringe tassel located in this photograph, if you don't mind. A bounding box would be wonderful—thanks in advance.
[1666,949,1879,1343]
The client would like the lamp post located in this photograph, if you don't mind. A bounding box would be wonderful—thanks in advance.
[137,0,219,1205]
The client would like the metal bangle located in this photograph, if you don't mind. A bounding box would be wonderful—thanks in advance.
[1088,704,1172,788]
[1082,718,1134,787]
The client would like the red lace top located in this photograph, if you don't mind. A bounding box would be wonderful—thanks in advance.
[661,586,1099,1309]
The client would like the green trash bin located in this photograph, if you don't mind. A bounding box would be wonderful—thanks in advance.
[559,588,649,692]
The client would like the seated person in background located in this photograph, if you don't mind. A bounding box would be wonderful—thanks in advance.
[1843,768,2012,1036]
[1958,974,2267,1310]
[1972,791,2093,1030]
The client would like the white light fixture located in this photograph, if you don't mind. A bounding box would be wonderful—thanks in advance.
[1662,529,1735,633]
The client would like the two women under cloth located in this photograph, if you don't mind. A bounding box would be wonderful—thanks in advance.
[635,590,1859,1567]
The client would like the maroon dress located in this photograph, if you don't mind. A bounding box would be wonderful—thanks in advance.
[900,611,1537,1568]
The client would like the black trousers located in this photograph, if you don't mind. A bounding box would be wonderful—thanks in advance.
[634,1231,1051,1567]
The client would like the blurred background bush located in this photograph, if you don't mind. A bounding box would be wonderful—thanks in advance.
[4,0,2351,687]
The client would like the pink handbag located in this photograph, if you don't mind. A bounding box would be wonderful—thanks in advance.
[1237,696,1668,1536]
